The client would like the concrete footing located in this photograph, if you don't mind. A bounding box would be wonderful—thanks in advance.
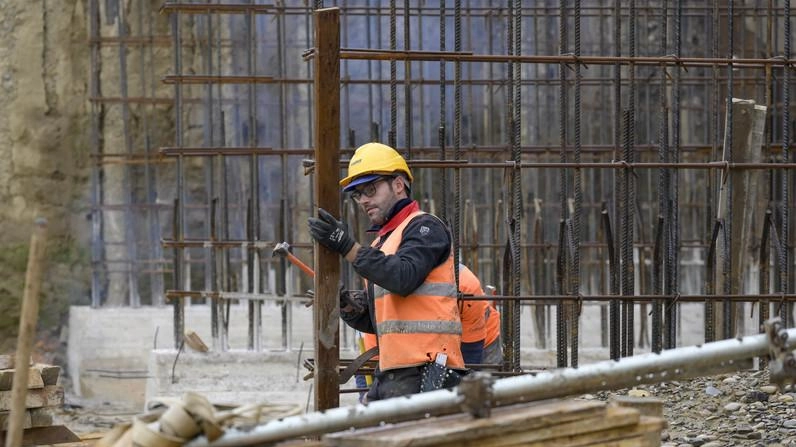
[146,349,317,410]
[66,301,732,410]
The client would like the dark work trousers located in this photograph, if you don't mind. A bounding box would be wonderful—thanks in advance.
[366,366,422,401]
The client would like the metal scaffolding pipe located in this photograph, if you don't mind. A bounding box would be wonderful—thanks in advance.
[195,327,796,446]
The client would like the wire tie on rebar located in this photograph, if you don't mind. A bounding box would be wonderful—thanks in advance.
[614,160,640,181]
[576,294,584,317]
[568,53,589,70]
[559,53,576,71]
[666,293,681,311]
[664,54,688,73]
[720,160,730,185]
[769,55,791,67]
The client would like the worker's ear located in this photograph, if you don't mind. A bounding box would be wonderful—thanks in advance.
[394,175,410,196]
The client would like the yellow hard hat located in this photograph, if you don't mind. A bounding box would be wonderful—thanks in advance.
[339,142,414,191]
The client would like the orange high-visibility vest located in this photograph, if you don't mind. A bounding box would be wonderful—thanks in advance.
[364,264,491,350]
[372,211,464,371]
[484,303,501,346]
[362,332,377,353]
[458,265,488,344]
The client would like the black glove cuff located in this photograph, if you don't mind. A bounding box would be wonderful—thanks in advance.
[340,238,356,256]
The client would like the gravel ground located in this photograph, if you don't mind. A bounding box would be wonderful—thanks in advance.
[589,369,796,447]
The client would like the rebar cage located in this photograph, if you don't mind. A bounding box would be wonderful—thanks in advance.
[89,1,795,387]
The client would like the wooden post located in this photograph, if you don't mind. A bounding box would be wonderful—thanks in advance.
[716,98,767,338]
[313,7,341,411]
[6,218,48,447]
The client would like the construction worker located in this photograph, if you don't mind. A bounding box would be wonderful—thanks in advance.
[308,142,465,401]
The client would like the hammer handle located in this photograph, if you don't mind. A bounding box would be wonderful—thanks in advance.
[286,252,315,278]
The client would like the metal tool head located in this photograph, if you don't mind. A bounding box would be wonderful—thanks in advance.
[272,241,290,257]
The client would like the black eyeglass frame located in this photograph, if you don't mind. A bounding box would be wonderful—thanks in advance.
[349,176,394,202]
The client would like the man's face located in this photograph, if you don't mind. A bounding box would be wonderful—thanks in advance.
[350,176,401,226]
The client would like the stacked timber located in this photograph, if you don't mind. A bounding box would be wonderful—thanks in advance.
[278,398,666,447]
[0,354,63,432]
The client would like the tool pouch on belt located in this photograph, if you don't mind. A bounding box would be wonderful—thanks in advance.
[419,362,469,392]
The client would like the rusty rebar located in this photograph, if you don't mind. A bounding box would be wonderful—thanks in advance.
[331,48,796,69]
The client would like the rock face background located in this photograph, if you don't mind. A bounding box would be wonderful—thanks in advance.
[0,0,92,351]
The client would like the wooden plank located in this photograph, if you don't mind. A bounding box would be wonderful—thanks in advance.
[275,439,326,447]
[312,6,341,412]
[0,411,30,431]
[0,408,53,430]
[77,431,106,441]
[609,396,663,418]
[522,415,665,447]
[0,356,32,371]
[33,364,60,386]
[577,435,657,447]
[29,408,53,427]
[324,400,607,447]
[37,440,98,447]
[0,369,44,391]
[0,357,12,371]
[0,386,63,411]
[0,425,80,447]
[431,406,641,447]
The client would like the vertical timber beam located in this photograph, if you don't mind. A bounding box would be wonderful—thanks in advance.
[6,219,48,447]
[313,7,341,411]
[716,98,767,336]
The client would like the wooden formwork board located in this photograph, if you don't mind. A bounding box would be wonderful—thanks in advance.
[0,364,60,391]
[0,386,63,412]
[322,400,665,447]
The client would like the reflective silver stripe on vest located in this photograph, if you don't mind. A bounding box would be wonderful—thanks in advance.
[378,320,462,335]
[373,282,458,300]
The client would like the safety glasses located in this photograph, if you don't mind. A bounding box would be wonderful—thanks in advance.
[350,176,392,202]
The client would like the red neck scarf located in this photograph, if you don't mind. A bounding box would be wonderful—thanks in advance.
[377,200,420,237]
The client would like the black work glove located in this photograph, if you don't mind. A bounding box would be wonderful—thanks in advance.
[340,288,366,316]
[308,208,356,256]
[304,285,366,315]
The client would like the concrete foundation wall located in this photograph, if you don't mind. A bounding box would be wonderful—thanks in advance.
[145,349,366,411]
[67,301,721,409]
[67,302,352,406]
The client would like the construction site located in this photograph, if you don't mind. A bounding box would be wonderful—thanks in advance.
[1,0,796,446]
